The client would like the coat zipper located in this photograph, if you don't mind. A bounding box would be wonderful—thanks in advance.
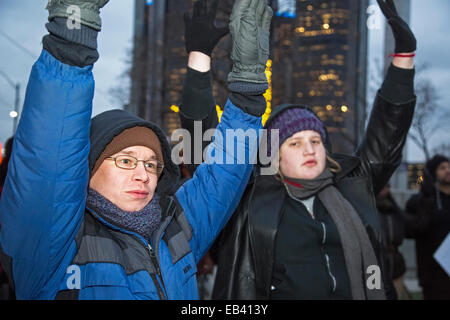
[85,207,168,300]
[147,243,167,300]
[324,253,337,293]
[285,189,338,293]
[321,222,337,293]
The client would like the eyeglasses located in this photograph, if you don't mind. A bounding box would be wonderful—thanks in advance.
[106,155,164,175]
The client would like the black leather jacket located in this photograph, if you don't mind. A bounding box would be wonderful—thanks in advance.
[211,92,416,300]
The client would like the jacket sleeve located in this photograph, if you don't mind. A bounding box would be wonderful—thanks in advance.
[175,99,262,263]
[0,50,93,299]
[354,65,416,196]
[178,67,219,176]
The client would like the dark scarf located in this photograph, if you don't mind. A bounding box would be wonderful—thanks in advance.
[283,169,386,300]
[86,188,162,241]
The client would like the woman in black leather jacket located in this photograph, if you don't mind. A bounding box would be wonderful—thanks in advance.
[180,0,417,300]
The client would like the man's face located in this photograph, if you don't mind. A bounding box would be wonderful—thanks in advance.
[436,161,450,185]
[279,130,327,180]
[89,146,158,212]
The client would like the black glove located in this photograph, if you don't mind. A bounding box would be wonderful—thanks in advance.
[183,0,229,56]
[377,0,416,53]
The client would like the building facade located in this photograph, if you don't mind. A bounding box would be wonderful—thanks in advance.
[271,0,369,153]
[128,0,189,136]
[129,0,369,155]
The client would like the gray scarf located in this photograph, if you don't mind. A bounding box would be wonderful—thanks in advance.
[283,169,386,300]
[87,188,162,241]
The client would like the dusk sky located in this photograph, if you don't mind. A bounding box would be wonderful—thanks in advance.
[0,0,449,163]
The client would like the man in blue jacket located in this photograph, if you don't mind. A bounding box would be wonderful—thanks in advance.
[0,0,273,300]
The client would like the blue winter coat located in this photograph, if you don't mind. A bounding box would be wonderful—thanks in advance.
[0,50,262,300]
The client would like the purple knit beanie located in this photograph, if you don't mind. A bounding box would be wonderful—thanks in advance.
[265,108,326,158]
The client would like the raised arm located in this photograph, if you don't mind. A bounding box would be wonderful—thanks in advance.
[355,0,417,196]
[0,0,108,299]
[180,0,228,175]
[175,0,272,262]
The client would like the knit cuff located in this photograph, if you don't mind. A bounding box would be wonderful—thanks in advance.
[46,17,99,49]
[228,81,268,117]
[380,63,415,104]
[180,67,215,120]
[229,92,266,117]
[43,34,99,67]
[228,81,268,95]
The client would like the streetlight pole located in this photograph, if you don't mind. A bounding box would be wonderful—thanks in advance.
[13,83,20,135]
[0,69,20,135]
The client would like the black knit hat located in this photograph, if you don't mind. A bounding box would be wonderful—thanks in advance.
[426,155,449,180]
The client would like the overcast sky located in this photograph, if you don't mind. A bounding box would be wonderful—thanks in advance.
[0,0,134,142]
[0,0,449,163]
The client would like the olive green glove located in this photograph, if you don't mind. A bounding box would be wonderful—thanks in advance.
[46,0,110,31]
[228,0,273,87]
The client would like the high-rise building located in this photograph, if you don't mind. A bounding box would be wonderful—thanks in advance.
[129,0,235,137]
[129,0,369,154]
[129,0,191,137]
[271,0,369,153]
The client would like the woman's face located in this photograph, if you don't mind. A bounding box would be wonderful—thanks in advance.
[89,146,158,212]
[279,130,327,180]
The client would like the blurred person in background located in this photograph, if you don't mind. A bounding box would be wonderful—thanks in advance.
[376,183,409,299]
[405,155,450,300]
[0,136,15,300]
[0,137,14,198]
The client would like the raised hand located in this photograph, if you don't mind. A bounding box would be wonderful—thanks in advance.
[228,0,273,86]
[377,0,416,53]
[183,0,229,56]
